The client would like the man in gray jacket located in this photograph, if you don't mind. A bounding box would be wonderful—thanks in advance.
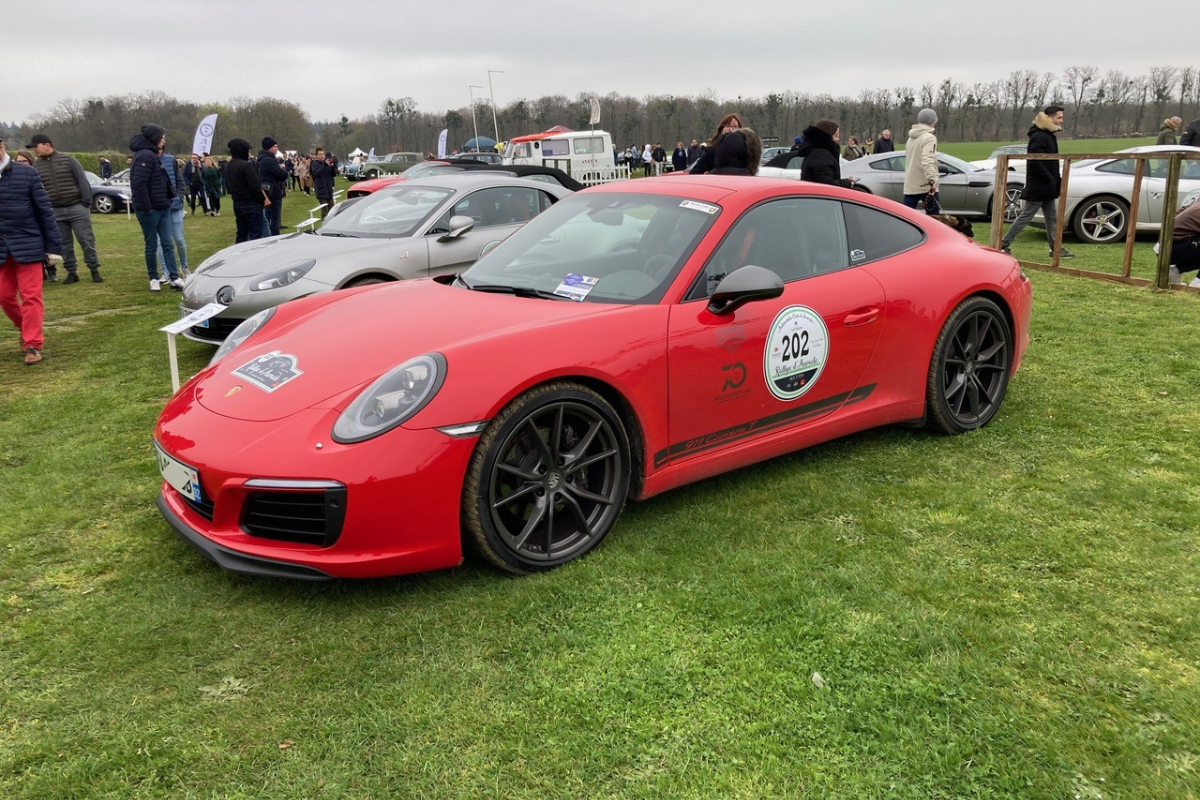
[27,134,103,283]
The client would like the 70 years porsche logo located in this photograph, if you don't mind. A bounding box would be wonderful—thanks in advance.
[232,351,304,393]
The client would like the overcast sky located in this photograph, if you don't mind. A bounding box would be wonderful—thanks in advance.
[7,0,1186,129]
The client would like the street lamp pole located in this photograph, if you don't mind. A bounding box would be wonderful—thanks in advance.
[468,85,484,151]
[487,70,505,145]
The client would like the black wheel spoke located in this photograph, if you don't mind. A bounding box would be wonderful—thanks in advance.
[551,405,565,461]
[971,374,994,406]
[493,482,541,509]
[524,417,553,463]
[496,462,539,482]
[945,373,967,402]
[565,481,613,506]
[565,419,603,460]
[558,491,595,538]
[542,498,556,557]
[511,499,547,551]
[978,340,1005,362]
[565,447,618,475]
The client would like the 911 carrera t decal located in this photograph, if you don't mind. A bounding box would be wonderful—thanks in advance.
[653,384,876,467]
[765,306,830,401]
[232,350,305,393]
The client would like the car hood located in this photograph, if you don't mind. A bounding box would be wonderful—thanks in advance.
[196,232,417,279]
[195,279,625,422]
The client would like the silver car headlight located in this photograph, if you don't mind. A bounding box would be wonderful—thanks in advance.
[250,260,316,292]
[332,353,446,443]
[208,308,276,366]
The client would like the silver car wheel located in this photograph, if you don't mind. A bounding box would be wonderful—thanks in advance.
[1073,197,1129,244]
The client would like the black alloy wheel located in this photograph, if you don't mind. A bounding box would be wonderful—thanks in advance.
[926,296,1013,434]
[464,382,631,573]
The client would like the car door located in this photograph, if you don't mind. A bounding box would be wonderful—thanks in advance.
[663,197,885,467]
[872,156,906,201]
[424,186,554,276]
[934,156,970,213]
[1144,155,1200,225]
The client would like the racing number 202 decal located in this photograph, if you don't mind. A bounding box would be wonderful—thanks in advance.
[764,306,829,401]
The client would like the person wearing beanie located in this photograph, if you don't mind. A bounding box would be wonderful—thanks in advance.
[226,138,266,243]
[1001,105,1074,259]
[27,133,103,284]
[129,124,182,291]
[903,109,940,214]
[258,137,289,237]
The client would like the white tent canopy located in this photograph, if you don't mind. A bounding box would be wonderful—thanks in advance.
[348,147,366,157]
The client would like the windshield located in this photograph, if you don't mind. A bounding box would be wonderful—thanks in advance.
[401,163,463,180]
[462,192,720,304]
[316,185,453,238]
[941,153,981,173]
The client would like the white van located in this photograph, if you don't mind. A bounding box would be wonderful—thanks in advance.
[503,128,628,184]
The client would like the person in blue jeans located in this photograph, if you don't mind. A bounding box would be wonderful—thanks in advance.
[155,151,188,278]
[128,124,181,291]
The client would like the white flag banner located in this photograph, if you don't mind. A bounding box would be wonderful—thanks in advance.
[589,98,601,126]
[191,113,218,156]
[437,129,448,159]
[368,146,375,159]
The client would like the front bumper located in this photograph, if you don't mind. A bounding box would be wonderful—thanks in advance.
[155,398,475,579]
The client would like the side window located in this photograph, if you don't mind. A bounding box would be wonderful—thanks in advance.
[1097,158,1137,176]
[938,158,961,175]
[842,201,925,264]
[687,199,849,300]
[442,187,545,229]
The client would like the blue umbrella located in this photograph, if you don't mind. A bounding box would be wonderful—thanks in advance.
[462,136,497,151]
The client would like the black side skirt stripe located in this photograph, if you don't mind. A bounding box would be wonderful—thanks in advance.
[654,384,876,468]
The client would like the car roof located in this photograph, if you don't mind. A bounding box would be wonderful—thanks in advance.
[384,173,575,193]
[1116,144,1200,154]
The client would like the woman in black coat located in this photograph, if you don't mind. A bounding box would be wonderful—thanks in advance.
[795,121,853,189]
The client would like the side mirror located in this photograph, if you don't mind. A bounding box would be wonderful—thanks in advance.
[937,165,952,175]
[707,265,784,315]
[438,215,475,242]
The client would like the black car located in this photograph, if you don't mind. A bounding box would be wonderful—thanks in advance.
[85,172,133,214]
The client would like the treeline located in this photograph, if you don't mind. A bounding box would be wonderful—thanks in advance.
[5,66,1199,158]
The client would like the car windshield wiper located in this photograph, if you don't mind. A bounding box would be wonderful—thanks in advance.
[317,230,356,238]
[467,282,571,301]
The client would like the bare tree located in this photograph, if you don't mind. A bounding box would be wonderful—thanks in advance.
[1149,66,1179,130]
[1061,65,1099,136]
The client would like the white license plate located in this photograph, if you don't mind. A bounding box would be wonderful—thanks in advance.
[180,304,209,328]
[154,441,203,503]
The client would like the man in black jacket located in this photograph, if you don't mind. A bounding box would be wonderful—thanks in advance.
[258,137,289,236]
[226,139,266,243]
[309,147,335,220]
[129,124,182,291]
[1180,117,1200,147]
[872,130,895,154]
[1001,105,1074,259]
[28,133,102,283]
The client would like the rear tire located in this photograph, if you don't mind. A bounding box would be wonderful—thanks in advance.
[926,296,1012,434]
[1072,195,1129,244]
[463,382,631,574]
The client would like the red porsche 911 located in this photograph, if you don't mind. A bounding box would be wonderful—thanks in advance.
[155,176,1031,579]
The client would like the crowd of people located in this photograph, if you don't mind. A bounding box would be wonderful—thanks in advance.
[6,104,1200,368]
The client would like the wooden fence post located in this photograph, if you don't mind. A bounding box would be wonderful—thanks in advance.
[1156,153,1182,289]
[990,155,1008,250]
[1122,158,1146,278]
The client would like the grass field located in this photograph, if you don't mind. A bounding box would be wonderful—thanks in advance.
[2,176,1199,799]
[937,137,1158,163]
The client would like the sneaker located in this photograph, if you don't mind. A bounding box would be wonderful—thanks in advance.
[1168,265,1183,285]
[44,269,58,283]
[90,269,104,283]
[169,278,185,290]
[1190,277,1200,289]
[150,279,161,292]
[62,272,80,285]
[24,346,42,366]
[1052,248,1076,259]
[1000,244,1012,255]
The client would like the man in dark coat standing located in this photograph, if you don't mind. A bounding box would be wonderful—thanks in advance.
[0,134,62,365]
[872,129,895,154]
[28,133,102,284]
[258,137,289,237]
[795,121,854,189]
[1001,105,1074,259]
[129,124,183,291]
[310,147,336,220]
[1180,116,1200,147]
[225,139,266,243]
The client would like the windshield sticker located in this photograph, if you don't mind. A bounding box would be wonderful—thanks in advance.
[680,200,719,215]
[764,306,829,401]
[233,350,305,393]
[851,249,866,262]
[552,273,599,302]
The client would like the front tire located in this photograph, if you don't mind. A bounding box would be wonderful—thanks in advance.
[1073,195,1129,243]
[926,296,1012,434]
[93,194,116,214]
[463,382,631,574]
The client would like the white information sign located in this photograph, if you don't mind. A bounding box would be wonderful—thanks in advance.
[160,303,225,335]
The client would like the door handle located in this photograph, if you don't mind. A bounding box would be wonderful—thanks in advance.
[843,307,880,327]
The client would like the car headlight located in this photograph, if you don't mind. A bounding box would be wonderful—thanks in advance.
[250,260,316,292]
[208,308,276,366]
[332,353,446,443]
